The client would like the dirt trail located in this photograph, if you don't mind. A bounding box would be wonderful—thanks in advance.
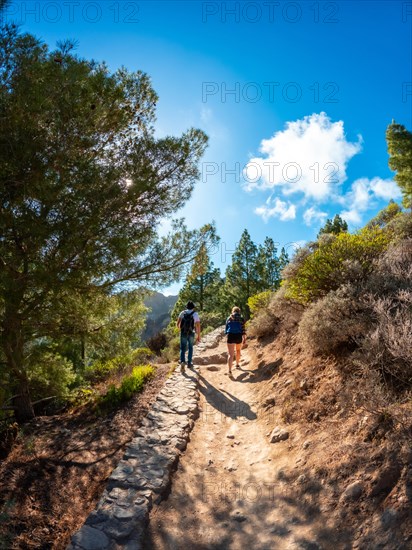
[144,340,327,550]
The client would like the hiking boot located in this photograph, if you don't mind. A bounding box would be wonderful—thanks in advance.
[180,361,186,372]
[235,364,240,369]
[188,362,194,368]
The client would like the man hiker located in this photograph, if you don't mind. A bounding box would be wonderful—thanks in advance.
[177,301,201,371]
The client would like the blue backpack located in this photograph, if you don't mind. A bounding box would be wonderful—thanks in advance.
[226,313,243,334]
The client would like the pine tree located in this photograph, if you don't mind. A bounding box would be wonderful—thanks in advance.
[172,234,223,322]
[386,121,412,208]
[257,237,281,290]
[0,25,211,422]
[225,229,259,317]
[279,247,290,272]
[318,214,348,237]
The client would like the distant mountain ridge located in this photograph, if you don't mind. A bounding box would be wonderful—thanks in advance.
[142,291,178,342]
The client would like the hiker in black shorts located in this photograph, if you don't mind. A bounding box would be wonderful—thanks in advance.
[225,306,246,377]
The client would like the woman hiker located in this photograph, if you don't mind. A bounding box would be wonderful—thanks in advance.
[225,306,246,378]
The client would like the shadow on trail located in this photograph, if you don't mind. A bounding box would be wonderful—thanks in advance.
[235,358,282,384]
[143,463,356,550]
[197,372,257,421]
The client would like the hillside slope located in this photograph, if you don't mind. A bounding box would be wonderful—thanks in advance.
[244,312,412,549]
[142,292,178,342]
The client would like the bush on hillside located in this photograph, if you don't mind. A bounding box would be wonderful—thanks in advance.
[360,291,412,387]
[84,348,153,382]
[284,227,391,304]
[248,290,273,318]
[386,211,412,239]
[247,286,303,339]
[161,335,181,363]
[366,200,402,229]
[247,309,278,339]
[146,332,167,355]
[267,285,301,316]
[97,365,154,410]
[298,285,370,355]
[281,243,314,282]
[358,240,412,388]
[27,350,76,403]
[366,238,412,294]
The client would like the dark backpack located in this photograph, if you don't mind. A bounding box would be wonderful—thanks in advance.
[180,310,195,336]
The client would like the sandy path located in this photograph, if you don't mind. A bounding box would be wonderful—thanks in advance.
[143,339,325,550]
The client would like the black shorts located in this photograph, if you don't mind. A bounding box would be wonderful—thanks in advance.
[227,333,243,344]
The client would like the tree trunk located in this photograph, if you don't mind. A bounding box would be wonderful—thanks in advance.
[81,334,86,367]
[2,310,35,423]
[12,380,35,423]
[200,275,204,311]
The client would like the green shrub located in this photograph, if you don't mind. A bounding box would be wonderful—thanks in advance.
[198,311,223,329]
[85,347,152,382]
[248,290,273,318]
[284,227,391,304]
[28,350,76,402]
[98,365,154,410]
[366,201,402,229]
[162,335,181,363]
[247,286,303,339]
[68,386,96,408]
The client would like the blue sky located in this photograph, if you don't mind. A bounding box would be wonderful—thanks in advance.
[4,0,412,294]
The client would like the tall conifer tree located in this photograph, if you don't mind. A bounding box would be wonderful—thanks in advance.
[386,121,412,208]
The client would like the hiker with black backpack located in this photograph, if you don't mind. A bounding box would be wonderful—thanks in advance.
[225,306,246,378]
[176,301,201,371]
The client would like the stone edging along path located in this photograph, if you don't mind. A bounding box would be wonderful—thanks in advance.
[68,326,225,550]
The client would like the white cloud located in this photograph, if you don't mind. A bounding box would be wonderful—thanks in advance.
[340,177,401,226]
[244,112,362,200]
[348,178,371,211]
[369,177,402,200]
[303,206,328,226]
[340,207,363,226]
[255,198,296,222]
